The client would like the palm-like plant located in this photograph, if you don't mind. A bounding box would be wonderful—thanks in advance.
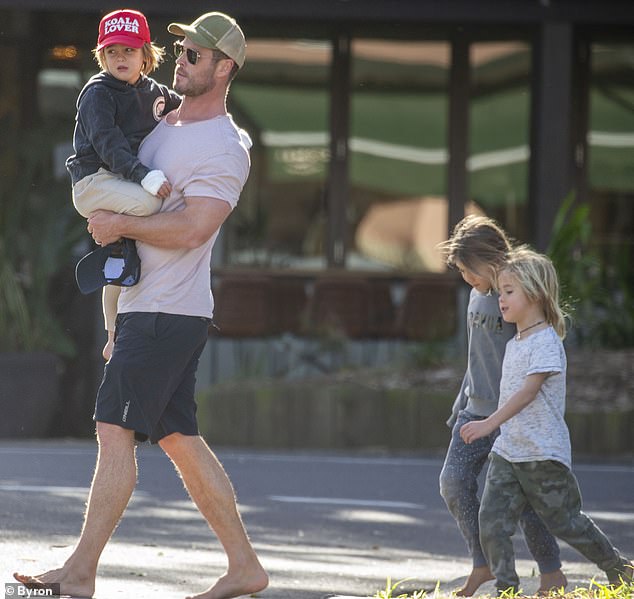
[0,125,85,356]
[547,193,634,348]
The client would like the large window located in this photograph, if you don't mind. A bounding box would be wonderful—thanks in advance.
[349,40,450,272]
[222,37,536,273]
[587,42,634,264]
[224,39,331,269]
[469,42,532,241]
[0,12,22,178]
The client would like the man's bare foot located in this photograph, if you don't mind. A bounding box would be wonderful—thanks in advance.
[186,561,269,599]
[455,566,495,597]
[537,569,567,595]
[14,567,95,598]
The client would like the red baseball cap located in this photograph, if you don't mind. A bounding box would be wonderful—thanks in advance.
[97,9,151,50]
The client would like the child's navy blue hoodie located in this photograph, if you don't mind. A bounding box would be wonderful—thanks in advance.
[66,72,181,186]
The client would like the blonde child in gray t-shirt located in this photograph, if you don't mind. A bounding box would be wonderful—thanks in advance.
[460,248,633,594]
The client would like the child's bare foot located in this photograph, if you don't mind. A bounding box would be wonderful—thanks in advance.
[538,569,567,595]
[455,566,495,597]
[607,560,634,587]
[14,567,95,598]
[186,560,269,599]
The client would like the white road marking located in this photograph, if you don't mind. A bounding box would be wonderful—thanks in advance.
[269,495,424,509]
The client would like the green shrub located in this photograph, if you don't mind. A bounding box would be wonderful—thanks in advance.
[0,126,84,356]
[548,194,634,348]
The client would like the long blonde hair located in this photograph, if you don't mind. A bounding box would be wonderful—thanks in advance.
[437,215,513,288]
[502,247,568,339]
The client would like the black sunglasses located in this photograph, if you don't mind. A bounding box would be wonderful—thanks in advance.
[173,41,202,65]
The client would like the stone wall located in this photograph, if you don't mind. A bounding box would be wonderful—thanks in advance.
[196,351,634,456]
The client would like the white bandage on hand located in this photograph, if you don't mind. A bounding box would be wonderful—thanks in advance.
[141,170,168,196]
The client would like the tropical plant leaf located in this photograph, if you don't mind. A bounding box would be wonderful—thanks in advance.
[0,125,84,356]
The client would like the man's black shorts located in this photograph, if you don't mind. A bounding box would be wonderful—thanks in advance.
[95,312,210,443]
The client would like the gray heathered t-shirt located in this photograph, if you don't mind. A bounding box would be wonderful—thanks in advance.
[448,288,516,427]
[491,326,571,469]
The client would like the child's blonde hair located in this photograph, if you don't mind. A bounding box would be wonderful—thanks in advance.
[93,42,166,75]
[502,247,568,339]
[437,215,513,288]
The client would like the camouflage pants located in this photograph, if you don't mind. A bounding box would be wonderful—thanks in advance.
[439,410,560,572]
[480,453,629,593]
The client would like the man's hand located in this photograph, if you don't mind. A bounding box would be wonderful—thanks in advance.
[87,196,232,250]
[103,330,115,362]
[87,210,122,246]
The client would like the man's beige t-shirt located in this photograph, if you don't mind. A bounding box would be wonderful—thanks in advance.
[117,114,251,319]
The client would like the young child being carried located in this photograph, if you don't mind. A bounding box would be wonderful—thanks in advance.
[460,247,633,594]
[67,8,181,360]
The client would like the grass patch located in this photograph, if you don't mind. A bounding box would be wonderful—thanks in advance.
[373,577,634,599]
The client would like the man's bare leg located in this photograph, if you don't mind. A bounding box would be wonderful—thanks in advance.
[159,433,268,599]
[455,565,495,597]
[14,423,137,597]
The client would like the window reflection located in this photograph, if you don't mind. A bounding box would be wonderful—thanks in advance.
[469,42,531,240]
[225,39,331,269]
[588,43,634,262]
[0,44,20,172]
[349,40,450,272]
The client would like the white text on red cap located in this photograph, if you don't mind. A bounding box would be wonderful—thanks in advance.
[104,16,141,36]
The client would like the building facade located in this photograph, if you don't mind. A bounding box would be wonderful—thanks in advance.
[1,0,632,342]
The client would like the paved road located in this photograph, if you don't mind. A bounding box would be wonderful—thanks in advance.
[1,440,633,599]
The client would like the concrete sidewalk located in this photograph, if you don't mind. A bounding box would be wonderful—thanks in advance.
[1,440,633,599]
[4,537,611,599]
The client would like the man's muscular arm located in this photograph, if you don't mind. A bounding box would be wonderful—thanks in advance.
[87,196,232,249]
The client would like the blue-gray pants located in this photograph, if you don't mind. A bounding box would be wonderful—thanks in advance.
[439,410,561,573]
[480,453,630,592]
